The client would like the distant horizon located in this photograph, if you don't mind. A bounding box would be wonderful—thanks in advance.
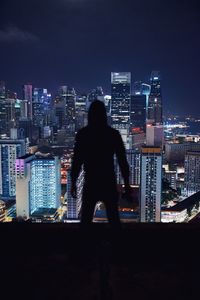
[2,74,200,118]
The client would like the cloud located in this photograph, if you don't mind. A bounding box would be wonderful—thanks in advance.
[0,26,39,43]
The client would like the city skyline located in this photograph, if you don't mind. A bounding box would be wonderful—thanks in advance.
[1,0,200,116]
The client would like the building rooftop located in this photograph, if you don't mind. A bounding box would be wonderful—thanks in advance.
[18,153,34,159]
[162,190,200,212]
[31,208,57,217]
[1,223,200,300]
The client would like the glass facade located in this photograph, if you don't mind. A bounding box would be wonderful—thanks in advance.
[130,95,146,132]
[0,140,26,200]
[140,147,162,222]
[111,72,131,130]
[30,157,61,215]
[147,71,162,124]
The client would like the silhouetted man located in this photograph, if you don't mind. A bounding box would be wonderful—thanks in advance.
[71,100,130,226]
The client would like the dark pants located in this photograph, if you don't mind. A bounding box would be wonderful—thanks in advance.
[80,185,121,228]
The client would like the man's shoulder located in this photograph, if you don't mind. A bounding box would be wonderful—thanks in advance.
[76,126,89,138]
[108,127,121,137]
[77,126,120,137]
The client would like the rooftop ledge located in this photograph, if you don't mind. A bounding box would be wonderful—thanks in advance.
[1,223,200,300]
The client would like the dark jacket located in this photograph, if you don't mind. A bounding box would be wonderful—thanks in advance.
[71,125,129,195]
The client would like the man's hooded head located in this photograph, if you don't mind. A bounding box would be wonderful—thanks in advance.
[88,100,107,128]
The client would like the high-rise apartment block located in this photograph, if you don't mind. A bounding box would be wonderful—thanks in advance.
[140,146,162,222]
[0,81,6,134]
[0,138,27,200]
[16,154,35,219]
[67,168,84,220]
[16,155,61,220]
[184,151,200,196]
[0,200,6,222]
[30,156,61,216]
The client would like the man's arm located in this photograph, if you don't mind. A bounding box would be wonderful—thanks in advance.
[70,131,84,197]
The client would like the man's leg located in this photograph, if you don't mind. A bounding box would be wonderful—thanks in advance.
[104,199,121,229]
[80,196,96,226]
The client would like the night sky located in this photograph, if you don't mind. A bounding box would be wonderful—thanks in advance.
[1,0,200,116]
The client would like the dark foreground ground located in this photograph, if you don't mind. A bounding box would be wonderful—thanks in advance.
[1,223,200,300]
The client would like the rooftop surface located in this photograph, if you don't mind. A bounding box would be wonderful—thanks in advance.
[162,190,200,212]
[1,223,200,300]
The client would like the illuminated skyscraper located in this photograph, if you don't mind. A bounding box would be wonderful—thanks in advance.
[111,72,131,130]
[147,71,162,124]
[0,138,27,200]
[86,86,104,110]
[32,88,51,128]
[184,151,200,196]
[16,155,61,220]
[0,200,6,222]
[111,72,131,149]
[16,154,35,219]
[67,168,84,220]
[29,156,61,216]
[140,146,162,222]
[130,95,146,132]
[54,86,76,145]
[23,84,33,119]
[0,81,6,134]
[75,95,87,132]
[115,149,140,186]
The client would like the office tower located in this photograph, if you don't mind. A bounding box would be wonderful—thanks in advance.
[115,149,140,186]
[65,87,76,127]
[184,151,200,196]
[141,83,151,99]
[0,200,6,222]
[104,95,112,125]
[67,168,84,220]
[54,86,76,141]
[29,156,61,217]
[146,124,164,147]
[127,150,141,185]
[2,91,18,134]
[0,81,5,99]
[0,138,27,200]
[75,95,87,132]
[87,86,104,110]
[130,132,145,150]
[111,72,131,150]
[140,146,162,222]
[130,95,146,133]
[147,71,162,124]
[32,88,50,128]
[16,154,35,219]
[0,81,6,134]
[133,81,150,113]
[54,95,66,130]
[65,87,76,147]
[165,142,200,163]
[23,84,33,119]
[18,119,32,139]
[20,99,28,119]
[133,81,143,95]
[164,170,177,190]
[111,72,131,130]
